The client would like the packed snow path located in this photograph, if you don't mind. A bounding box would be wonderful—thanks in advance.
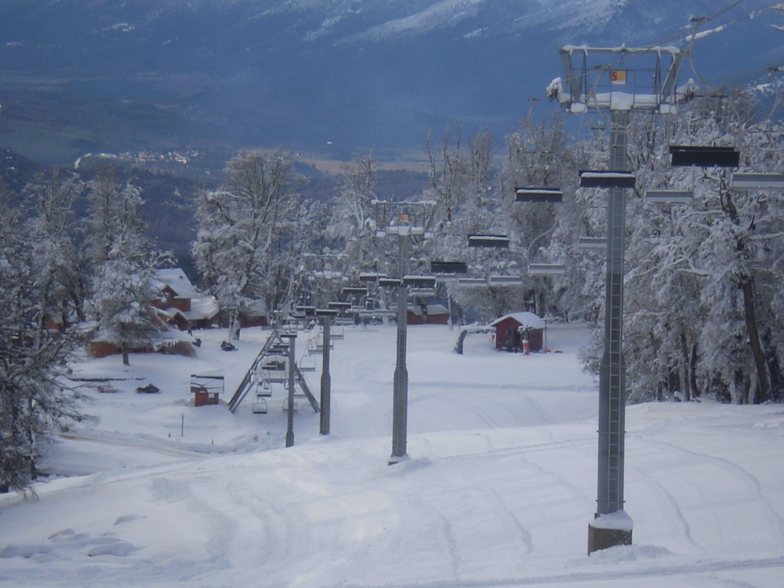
[1,324,783,587]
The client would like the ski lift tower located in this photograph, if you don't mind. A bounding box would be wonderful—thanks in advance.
[548,45,688,554]
[373,200,435,465]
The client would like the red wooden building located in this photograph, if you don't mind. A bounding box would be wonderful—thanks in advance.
[490,312,546,352]
[407,302,449,325]
[152,268,220,330]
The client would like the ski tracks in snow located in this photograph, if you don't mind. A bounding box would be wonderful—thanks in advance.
[629,432,784,551]
[338,555,784,587]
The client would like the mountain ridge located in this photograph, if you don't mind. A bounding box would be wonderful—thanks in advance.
[0,0,780,165]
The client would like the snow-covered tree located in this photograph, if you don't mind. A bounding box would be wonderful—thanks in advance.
[86,169,170,365]
[292,199,345,309]
[694,110,784,402]
[424,130,468,228]
[0,185,82,492]
[192,149,302,336]
[503,115,580,319]
[576,89,784,404]
[25,169,89,330]
[423,130,520,322]
[328,153,390,279]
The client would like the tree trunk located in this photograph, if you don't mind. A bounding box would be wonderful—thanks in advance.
[537,291,547,317]
[731,369,744,404]
[27,396,37,482]
[680,332,690,401]
[228,308,240,341]
[721,186,770,403]
[121,342,130,366]
[690,342,700,399]
[740,278,770,403]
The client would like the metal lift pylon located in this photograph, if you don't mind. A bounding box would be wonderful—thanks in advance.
[549,44,692,555]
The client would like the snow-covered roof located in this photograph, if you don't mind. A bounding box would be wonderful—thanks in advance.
[183,296,220,322]
[243,299,267,316]
[490,312,546,329]
[157,326,196,343]
[156,307,185,321]
[154,268,198,299]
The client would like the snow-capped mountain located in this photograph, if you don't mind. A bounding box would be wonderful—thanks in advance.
[0,0,780,163]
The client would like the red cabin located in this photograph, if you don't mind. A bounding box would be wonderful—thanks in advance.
[490,312,546,352]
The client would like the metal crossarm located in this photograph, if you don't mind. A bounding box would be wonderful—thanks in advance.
[528,263,565,276]
[488,275,523,286]
[342,286,368,297]
[580,171,636,189]
[644,190,693,204]
[669,145,739,167]
[430,261,467,274]
[579,236,607,250]
[402,275,437,288]
[468,234,510,248]
[515,187,563,203]
[731,173,784,190]
[378,277,403,288]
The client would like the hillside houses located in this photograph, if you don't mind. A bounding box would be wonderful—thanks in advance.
[89,268,217,359]
[151,268,219,331]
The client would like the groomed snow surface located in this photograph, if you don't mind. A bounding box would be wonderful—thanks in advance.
[2,323,784,587]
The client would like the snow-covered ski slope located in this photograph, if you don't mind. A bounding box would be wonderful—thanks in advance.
[1,323,783,587]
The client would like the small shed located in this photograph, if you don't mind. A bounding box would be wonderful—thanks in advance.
[490,312,546,352]
[190,373,224,407]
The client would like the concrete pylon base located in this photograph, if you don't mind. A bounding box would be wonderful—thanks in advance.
[388,453,410,466]
[588,511,633,555]
[588,525,632,554]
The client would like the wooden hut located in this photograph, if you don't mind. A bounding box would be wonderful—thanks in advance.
[490,312,546,352]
